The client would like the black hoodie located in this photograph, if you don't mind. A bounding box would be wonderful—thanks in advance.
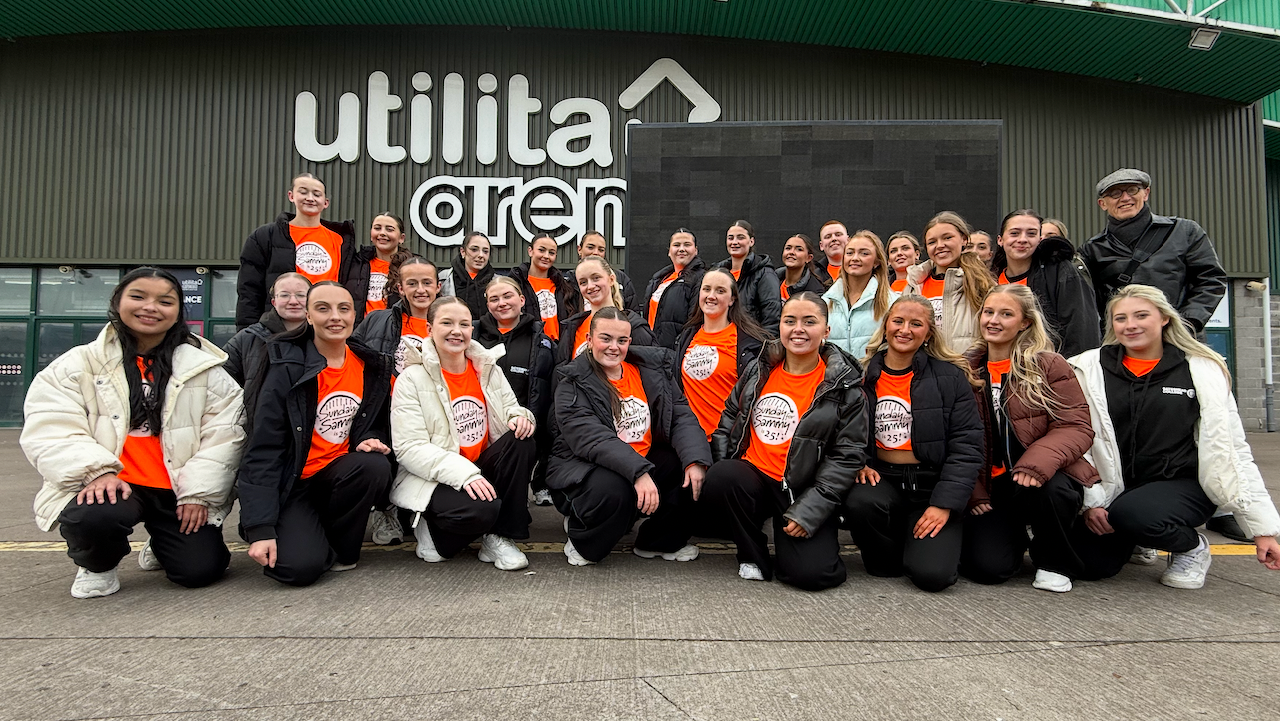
[1099,343,1199,489]
[474,313,557,422]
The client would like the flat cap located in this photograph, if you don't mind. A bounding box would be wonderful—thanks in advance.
[1096,168,1151,196]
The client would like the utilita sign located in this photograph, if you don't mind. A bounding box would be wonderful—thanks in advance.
[293,59,720,248]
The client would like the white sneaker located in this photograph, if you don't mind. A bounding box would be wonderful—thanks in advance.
[137,539,162,571]
[479,534,529,571]
[1032,569,1072,593]
[414,521,445,563]
[564,539,595,566]
[738,563,765,581]
[533,489,553,506]
[1161,533,1212,589]
[370,509,404,545]
[330,561,358,572]
[71,567,120,599]
[1130,546,1159,565]
[634,544,700,562]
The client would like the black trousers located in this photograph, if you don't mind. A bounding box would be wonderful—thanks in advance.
[423,432,535,558]
[960,471,1084,584]
[58,484,230,588]
[842,464,963,593]
[530,423,553,493]
[552,443,693,563]
[269,451,392,587]
[701,459,846,591]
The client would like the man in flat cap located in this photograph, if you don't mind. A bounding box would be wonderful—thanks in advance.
[1079,168,1227,335]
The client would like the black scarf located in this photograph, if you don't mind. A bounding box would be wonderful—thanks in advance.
[1106,205,1153,247]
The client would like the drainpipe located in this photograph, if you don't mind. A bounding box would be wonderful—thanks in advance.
[1265,279,1276,432]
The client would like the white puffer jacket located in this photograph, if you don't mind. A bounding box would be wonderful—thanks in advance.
[904,260,981,352]
[21,325,245,532]
[1070,348,1280,539]
[390,339,534,512]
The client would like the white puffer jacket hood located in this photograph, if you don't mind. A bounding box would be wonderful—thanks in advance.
[904,260,981,353]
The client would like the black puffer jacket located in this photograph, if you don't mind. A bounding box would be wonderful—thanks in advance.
[556,309,654,364]
[862,349,984,511]
[712,342,868,534]
[439,254,496,320]
[506,263,580,330]
[235,211,357,330]
[343,245,383,323]
[223,308,289,433]
[565,266,639,313]
[777,266,830,299]
[1079,210,1227,332]
[474,313,557,423]
[641,258,707,349]
[991,236,1101,358]
[237,335,394,542]
[673,322,765,384]
[712,253,782,334]
[350,300,414,375]
[548,345,712,489]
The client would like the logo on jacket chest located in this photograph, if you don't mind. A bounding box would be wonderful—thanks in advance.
[682,345,720,382]
[316,391,361,443]
[752,392,799,445]
[1162,386,1196,399]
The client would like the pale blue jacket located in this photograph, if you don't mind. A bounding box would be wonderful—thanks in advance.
[822,275,887,360]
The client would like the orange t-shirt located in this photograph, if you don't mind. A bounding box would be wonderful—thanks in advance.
[366,257,390,314]
[987,357,1011,476]
[998,270,1029,286]
[891,278,908,292]
[874,368,914,451]
[303,348,364,479]
[648,270,680,328]
[920,274,945,328]
[731,268,741,280]
[610,362,652,457]
[117,358,171,490]
[290,224,343,283]
[742,360,826,482]
[394,315,430,375]
[681,324,739,438]
[443,359,489,462]
[1123,355,1160,377]
[827,264,841,281]
[528,275,560,341]
[573,312,594,359]
[780,281,790,301]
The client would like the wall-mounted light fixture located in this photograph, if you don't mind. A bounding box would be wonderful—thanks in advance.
[1188,27,1221,51]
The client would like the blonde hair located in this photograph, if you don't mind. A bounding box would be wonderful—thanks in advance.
[923,211,996,313]
[1103,284,1230,381]
[837,230,892,320]
[575,256,625,310]
[864,294,981,387]
[485,275,524,299]
[976,285,1062,413]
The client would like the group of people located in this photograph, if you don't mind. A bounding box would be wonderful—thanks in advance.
[22,168,1280,601]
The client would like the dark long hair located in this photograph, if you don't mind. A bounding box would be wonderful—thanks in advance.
[586,306,631,419]
[108,267,196,433]
[683,267,769,343]
[386,254,436,308]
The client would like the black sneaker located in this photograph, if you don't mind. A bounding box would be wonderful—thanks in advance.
[1206,514,1251,543]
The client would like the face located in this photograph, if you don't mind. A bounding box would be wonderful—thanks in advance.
[781,236,812,270]
[577,262,614,309]
[820,223,848,261]
[971,233,994,263]
[884,303,932,355]
[398,264,438,313]
[462,236,491,272]
[1042,222,1063,239]
[925,222,965,269]
[486,284,524,325]
[669,232,697,267]
[699,273,735,319]
[430,303,473,354]
[1098,184,1150,222]
[779,299,829,357]
[588,317,632,371]
[726,225,754,259]
[529,237,558,273]
[1111,297,1168,355]
[998,217,1040,262]
[578,233,607,259]
[887,237,919,271]
[270,277,310,323]
[843,237,877,278]
[288,178,329,218]
[307,285,355,343]
[117,277,180,342]
[369,215,403,255]
[980,294,1030,346]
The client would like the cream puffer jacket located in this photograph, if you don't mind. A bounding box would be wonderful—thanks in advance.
[22,325,245,532]
[389,339,535,512]
[904,260,982,352]
[1070,348,1280,539]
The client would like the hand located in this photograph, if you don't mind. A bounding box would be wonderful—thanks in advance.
[1256,536,1280,571]
[856,466,881,486]
[464,477,497,501]
[782,519,809,538]
[176,503,208,534]
[913,506,951,539]
[1012,471,1042,488]
[682,464,706,501]
[1083,507,1114,535]
[356,438,391,454]
[248,539,277,568]
[508,417,535,440]
[77,473,132,505]
[970,503,992,516]
[634,473,659,515]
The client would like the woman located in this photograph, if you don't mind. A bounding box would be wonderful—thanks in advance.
[438,231,496,319]
[675,268,769,439]
[843,295,984,592]
[1042,218,1069,240]
[237,282,395,587]
[969,230,995,266]
[960,285,1099,593]
[22,268,244,598]
[702,293,867,590]
[559,256,653,363]
[507,232,578,343]
[776,233,829,300]
[905,211,996,352]
[990,209,1100,358]
[886,231,920,293]
[476,276,557,506]
[641,228,706,349]
[351,256,438,377]
[548,307,712,566]
[224,272,310,429]
[712,220,782,332]
[1068,285,1280,588]
[822,230,892,359]
[347,213,407,318]
[390,297,538,571]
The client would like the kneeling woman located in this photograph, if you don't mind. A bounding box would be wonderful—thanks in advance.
[702,293,868,590]
[1068,285,1280,588]
[391,297,538,571]
[238,282,395,587]
[548,307,711,565]
[844,295,984,592]
[22,268,244,598]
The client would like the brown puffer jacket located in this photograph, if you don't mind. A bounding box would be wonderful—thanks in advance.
[966,349,1098,509]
